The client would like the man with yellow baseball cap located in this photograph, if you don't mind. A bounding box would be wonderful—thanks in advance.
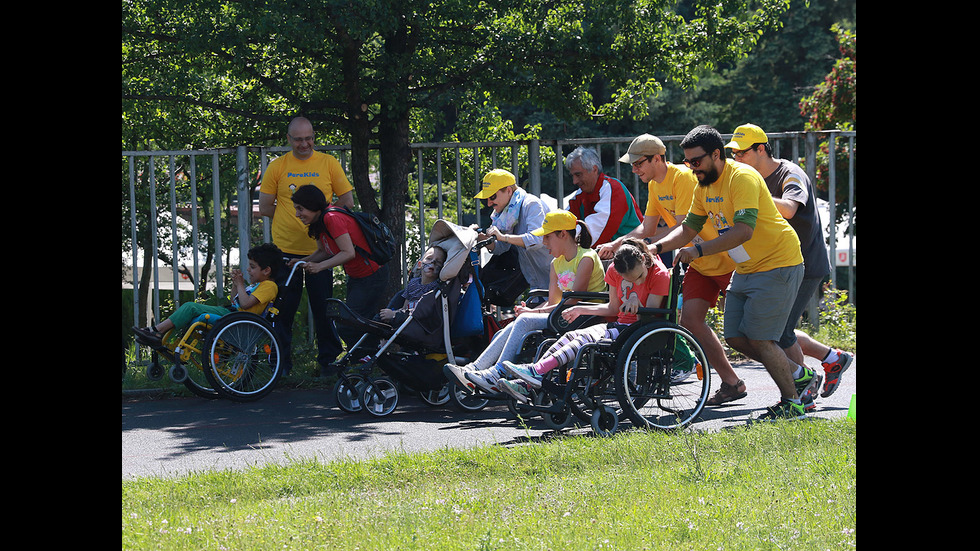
[726,123,852,402]
[474,169,553,296]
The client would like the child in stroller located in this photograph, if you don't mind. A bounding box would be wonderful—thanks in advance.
[323,220,496,416]
[375,245,447,327]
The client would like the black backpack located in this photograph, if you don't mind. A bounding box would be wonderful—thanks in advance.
[324,207,396,266]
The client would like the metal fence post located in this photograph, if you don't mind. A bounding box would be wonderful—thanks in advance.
[237,146,250,269]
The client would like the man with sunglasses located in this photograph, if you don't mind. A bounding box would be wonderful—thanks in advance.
[598,134,743,405]
[474,169,553,297]
[726,124,852,400]
[651,125,818,422]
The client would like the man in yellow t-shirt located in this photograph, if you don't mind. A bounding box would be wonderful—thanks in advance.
[258,117,356,376]
[652,125,816,422]
[599,133,742,403]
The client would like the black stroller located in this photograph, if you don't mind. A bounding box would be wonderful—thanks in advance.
[322,219,502,417]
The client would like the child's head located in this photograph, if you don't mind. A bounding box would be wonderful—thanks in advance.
[612,238,655,284]
[532,210,593,253]
[247,242,283,282]
[418,245,447,280]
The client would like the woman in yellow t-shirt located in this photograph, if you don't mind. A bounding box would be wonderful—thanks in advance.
[445,210,606,394]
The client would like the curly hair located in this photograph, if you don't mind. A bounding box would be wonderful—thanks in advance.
[680,125,725,157]
[248,242,284,279]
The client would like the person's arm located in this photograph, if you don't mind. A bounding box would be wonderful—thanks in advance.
[562,285,620,322]
[258,192,276,219]
[672,222,754,265]
[333,190,355,209]
[597,215,657,259]
[230,269,259,310]
[305,231,356,273]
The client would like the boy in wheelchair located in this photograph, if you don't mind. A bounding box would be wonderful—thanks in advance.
[133,243,282,347]
[495,238,671,403]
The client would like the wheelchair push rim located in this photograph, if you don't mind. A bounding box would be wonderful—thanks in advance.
[203,312,283,402]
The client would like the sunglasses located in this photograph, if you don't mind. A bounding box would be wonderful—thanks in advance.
[682,151,712,168]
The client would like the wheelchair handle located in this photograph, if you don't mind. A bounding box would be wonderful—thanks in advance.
[284,260,307,287]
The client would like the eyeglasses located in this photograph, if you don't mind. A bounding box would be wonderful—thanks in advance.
[631,156,652,170]
[682,151,712,168]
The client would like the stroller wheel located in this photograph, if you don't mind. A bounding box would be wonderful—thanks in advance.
[418,383,452,406]
[334,373,368,413]
[361,377,399,417]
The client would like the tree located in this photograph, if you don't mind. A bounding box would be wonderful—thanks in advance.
[123,0,792,296]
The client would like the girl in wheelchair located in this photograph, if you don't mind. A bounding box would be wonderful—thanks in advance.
[133,243,282,347]
[496,238,670,403]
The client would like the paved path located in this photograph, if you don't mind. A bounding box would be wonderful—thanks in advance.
[122,356,855,479]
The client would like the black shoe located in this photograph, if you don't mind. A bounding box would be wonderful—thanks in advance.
[133,326,163,346]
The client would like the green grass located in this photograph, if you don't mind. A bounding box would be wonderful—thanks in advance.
[122,420,856,550]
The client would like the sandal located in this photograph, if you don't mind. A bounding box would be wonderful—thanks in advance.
[133,326,163,346]
[706,379,747,406]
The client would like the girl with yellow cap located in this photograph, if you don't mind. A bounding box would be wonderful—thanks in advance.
[445,210,606,394]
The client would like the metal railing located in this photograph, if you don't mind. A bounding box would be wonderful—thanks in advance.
[123,130,855,336]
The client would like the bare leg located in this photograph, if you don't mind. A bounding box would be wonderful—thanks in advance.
[726,336,799,400]
[681,297,740,386]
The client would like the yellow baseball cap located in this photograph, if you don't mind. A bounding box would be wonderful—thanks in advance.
[474,169,516,199]
[725,124,768,150]
[618,134,666,163]
[531,210,578,236]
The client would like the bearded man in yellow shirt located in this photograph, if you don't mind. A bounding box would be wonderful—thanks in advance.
[652,125,819,422]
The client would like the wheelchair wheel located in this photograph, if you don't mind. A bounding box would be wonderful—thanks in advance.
[614,323,710,430]
[334,373,368,413]
[203,312,282,402]
[361,377,399,417]
[591,405,619,437]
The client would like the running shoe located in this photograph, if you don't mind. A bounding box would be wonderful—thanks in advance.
[465,367,501,393]
[752,399,807,422]
[497,379,531,404]
[671,367,694,383]
[794,366,821,411]
[820,350,853,398]
[501,360,543,389]
[444,363,477,394]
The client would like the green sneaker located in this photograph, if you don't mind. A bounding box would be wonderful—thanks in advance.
[753,399,807,422]
[794,366,822,412]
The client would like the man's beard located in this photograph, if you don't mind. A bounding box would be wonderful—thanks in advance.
[696,165,721,187]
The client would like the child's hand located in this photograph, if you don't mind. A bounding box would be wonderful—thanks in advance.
[514,301,529,315]
[561,306,582,322]
[620,295,641,314]
[379,309,395,321]
[231,269,244,284]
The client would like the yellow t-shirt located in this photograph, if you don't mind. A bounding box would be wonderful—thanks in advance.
[646,163,735,277]
[233,280,279,316]
[259,151,354,255]
[684,160,802,274]
[552,247,606,294]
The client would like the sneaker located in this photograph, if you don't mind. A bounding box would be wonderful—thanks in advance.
[500,361,542,389]
[671,367,694,383]
[497,378,531,404]
[794,366,821,410]
[706,379,747,406]
[820,350,853,398]
[752,399,807,422]
[465,367,501,393]
[445,363,477,394]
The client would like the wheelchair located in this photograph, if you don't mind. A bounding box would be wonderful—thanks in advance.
[140,263,298,403]
[506,263,711,435]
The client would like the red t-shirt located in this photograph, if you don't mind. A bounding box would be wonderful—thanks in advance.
[318,210,380,278]
[603,256,670,324]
